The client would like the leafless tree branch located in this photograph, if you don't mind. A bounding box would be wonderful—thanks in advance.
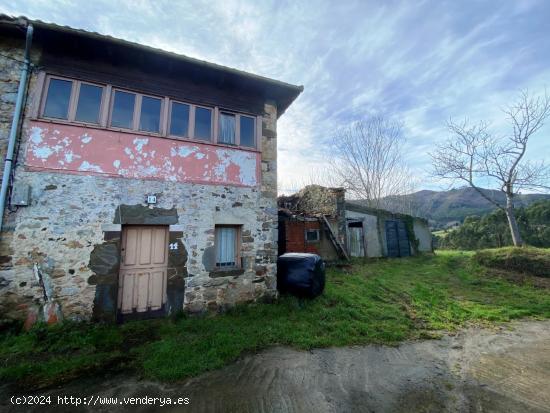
[429,89,550,246]
[327,116,418,214]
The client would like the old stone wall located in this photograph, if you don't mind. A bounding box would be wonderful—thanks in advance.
[0,36,24,175]
[0,34,280,322]
[1,171,278,321]
[277,185,346,244]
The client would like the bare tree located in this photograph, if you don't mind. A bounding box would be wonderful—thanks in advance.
[329,116,417,212]
[430,90,550,246]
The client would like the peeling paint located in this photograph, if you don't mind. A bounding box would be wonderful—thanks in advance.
[33,146,54,159]
[30,127,43,144]
[81,134,92,144]
[78,161,103,173]
[133,137,149,151]
[25,121,260,187]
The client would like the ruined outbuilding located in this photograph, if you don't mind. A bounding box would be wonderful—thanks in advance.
[278,185,432,261]
[0,15,302,324]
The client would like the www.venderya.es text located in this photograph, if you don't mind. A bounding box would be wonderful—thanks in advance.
[10,395,190,407]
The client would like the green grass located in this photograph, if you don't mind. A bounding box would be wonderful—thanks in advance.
[474,246,550,277]
[1,251,549,389]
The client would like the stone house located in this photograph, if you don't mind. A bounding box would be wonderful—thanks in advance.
[0,16,302,324]
[278,185,432,260]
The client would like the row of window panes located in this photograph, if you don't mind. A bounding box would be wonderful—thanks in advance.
[41,77,256,148]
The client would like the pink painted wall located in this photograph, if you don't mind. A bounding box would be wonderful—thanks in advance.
[24,121,260,187]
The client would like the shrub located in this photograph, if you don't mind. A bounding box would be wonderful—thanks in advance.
[474,247,550,277]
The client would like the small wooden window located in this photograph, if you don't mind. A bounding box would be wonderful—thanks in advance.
[194,106,212,141]
[43,78,73,120]
[169,101,190,137]
[111,90,136,129]
[240,115,255,148]
[139,95,162,133]
[42,76,105,125]
[74,83,103,124]
[219,112,236,144]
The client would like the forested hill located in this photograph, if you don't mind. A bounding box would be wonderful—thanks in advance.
[385,187,550,227]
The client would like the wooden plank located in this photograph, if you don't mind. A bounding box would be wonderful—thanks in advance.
[118,226,169,315]
[322,216,350,260]
[397,221,411,257]
[385,220,400,258]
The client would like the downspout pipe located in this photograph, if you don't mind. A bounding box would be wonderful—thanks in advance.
[0,23,33,234]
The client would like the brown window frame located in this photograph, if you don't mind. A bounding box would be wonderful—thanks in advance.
[40,75,106,126]
[72,81,106,126]
[216,110,257,148]
[191,104,214,142]
[37,73,259,150]
[109,88,165,135]
[167,100,192,139]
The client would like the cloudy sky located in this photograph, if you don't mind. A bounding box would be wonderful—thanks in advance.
[1,0,549,193]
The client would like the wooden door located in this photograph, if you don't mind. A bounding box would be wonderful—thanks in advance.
[397,221,411,257]
[118,226,169,314]
[348,226,365,257]
[385,220,400,257]
[385,220,411,257]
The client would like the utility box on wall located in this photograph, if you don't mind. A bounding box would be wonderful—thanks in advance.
[11,184,31,206]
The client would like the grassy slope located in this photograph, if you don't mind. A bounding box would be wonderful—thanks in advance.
[1,251,549,388]
[474,247,550,277]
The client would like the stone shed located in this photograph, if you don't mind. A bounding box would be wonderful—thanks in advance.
[0,15,302,324]
[278,185,432,260]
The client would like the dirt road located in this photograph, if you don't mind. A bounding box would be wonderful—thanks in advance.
[2,320,549,412]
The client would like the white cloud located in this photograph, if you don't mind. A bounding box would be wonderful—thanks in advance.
[1,0,549,193]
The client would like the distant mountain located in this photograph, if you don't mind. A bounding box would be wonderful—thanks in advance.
[400,187,550,227]
[351,187,550,228]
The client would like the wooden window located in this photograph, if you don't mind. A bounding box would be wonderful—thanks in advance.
[38,74,258,149]
[42,76,105,125]
[110,90,136,129]
[218,112,236,144]
[169,101,190,137]
[110,90,164,134]
[42,78,73,120]
[217,111,256,148]
[240,115,255,148]
[194,106,213,141]
[215,225,241,268]
[74,82,104,124]
[305,229,320,242]
[139,95,162,133]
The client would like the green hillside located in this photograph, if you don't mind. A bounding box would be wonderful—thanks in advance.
[388,187,550,227]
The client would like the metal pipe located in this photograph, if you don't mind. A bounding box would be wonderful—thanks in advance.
[0,23,33,233]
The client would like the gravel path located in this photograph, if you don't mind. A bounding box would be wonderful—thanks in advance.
[3,320,549,412]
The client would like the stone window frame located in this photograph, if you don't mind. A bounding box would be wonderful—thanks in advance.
[35,72,262,151]
[214,224,242,269]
